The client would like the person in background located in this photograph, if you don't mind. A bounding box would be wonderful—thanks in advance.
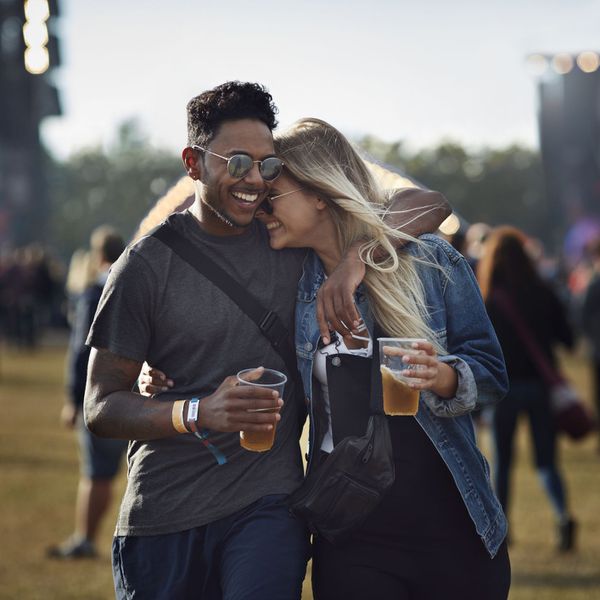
[48,226,127,559]
[465,222,491,271]
[64,247,96,324]
[477,225,577,552]
[581,236,600,452]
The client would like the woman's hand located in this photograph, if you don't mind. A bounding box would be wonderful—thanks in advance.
[385,340,458,399]
[138,362,174,396]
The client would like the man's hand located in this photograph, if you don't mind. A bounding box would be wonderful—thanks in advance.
[198,369,283,432]
[138,364,282,433]
[316,241,365,344]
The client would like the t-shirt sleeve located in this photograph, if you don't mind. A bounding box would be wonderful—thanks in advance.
[86,247,156,363]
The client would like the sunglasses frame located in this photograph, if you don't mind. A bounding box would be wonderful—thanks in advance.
[261,188,304,215]
[192,145,284,181]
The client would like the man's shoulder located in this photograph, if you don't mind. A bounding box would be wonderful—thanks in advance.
[122,214,190,267]
[130,212,186,251]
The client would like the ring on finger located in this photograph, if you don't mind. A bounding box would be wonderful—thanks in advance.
[355,321,367,332]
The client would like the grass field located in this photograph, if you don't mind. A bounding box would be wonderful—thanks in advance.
[0,337,599,599]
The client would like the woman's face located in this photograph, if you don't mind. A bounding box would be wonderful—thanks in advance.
[256,173,331,250]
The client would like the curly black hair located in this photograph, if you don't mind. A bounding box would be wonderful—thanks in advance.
[186,81,278,147]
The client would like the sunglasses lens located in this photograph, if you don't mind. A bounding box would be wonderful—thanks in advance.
[260,158,283,181]
[227,154,254,178]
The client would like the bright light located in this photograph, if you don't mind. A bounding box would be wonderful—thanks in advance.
[438,214,461,236]
[577,51,600,73]
[552,53,574,75]
[23,0,52,75]
[24,46,49,74]
[24,0,50,22]
[23,21,48,48]
[525,54,548,77]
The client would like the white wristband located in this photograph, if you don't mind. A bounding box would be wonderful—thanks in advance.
[187,397,200,433]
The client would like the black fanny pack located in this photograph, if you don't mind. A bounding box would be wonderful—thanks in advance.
[288,331,395,543]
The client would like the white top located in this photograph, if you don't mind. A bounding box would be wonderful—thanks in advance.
[313,334,373,453]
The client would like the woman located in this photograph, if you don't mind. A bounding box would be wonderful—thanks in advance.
[143,119,510,599]
[477,226,577,551]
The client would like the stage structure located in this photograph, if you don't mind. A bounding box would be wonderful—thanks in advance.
[528,51,600,252]
[0,0,61,246]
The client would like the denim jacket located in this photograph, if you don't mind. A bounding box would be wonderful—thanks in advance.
[295,234,509,557]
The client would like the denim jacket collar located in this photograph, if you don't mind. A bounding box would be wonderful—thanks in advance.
[297,251,325,303]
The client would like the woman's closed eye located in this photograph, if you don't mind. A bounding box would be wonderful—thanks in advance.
[262,197,275,215]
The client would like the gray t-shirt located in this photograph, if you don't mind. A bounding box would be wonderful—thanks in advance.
[87,211,307,536]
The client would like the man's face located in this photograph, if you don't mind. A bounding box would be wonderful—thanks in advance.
[197,119,276,235]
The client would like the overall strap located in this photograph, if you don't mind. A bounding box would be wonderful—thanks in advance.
[151,222,299,381]
[369,323,385,414]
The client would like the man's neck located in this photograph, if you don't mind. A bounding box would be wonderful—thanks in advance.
[189,197,248,237]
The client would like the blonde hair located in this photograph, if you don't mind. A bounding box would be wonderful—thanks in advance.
[133,177,195,241]
[65,249,96,297]
[275,118,442,348]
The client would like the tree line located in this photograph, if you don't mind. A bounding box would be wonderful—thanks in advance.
[44,120,548,261]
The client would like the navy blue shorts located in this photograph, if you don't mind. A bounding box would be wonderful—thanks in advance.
[78,419,127,479]
[112,494,311,600]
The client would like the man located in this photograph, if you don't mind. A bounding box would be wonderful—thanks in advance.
[49,226,127,559]
[84,81,450,599]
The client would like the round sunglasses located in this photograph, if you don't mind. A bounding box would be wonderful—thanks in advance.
[260,188,304,214]
[192,145,284,182]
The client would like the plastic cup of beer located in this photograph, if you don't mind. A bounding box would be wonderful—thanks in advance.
[378,338,426,416]
[237,368,287,452]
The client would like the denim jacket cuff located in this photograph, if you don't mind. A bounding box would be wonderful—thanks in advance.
[420,355,477,417]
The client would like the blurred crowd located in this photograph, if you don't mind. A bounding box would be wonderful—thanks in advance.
[443,221,600,344]
[445,221,599,551]
[0,235,119,349]
[0,243,66,348]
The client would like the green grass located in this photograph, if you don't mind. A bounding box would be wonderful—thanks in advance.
[0,339,599,599]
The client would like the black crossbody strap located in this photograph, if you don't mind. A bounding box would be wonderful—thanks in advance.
[152,223,299,379]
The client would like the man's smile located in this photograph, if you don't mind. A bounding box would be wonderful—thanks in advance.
[231,190,260,203]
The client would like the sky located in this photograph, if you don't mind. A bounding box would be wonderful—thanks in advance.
[41,0,600,160]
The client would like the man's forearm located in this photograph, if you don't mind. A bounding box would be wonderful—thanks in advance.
[85,348,282,440]
[84,388,175,440]
[84,347,177,440]
[384,188,452,240]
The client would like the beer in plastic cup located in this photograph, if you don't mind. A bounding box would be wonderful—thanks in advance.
[378,338,426,416]
[237,368,287,452]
